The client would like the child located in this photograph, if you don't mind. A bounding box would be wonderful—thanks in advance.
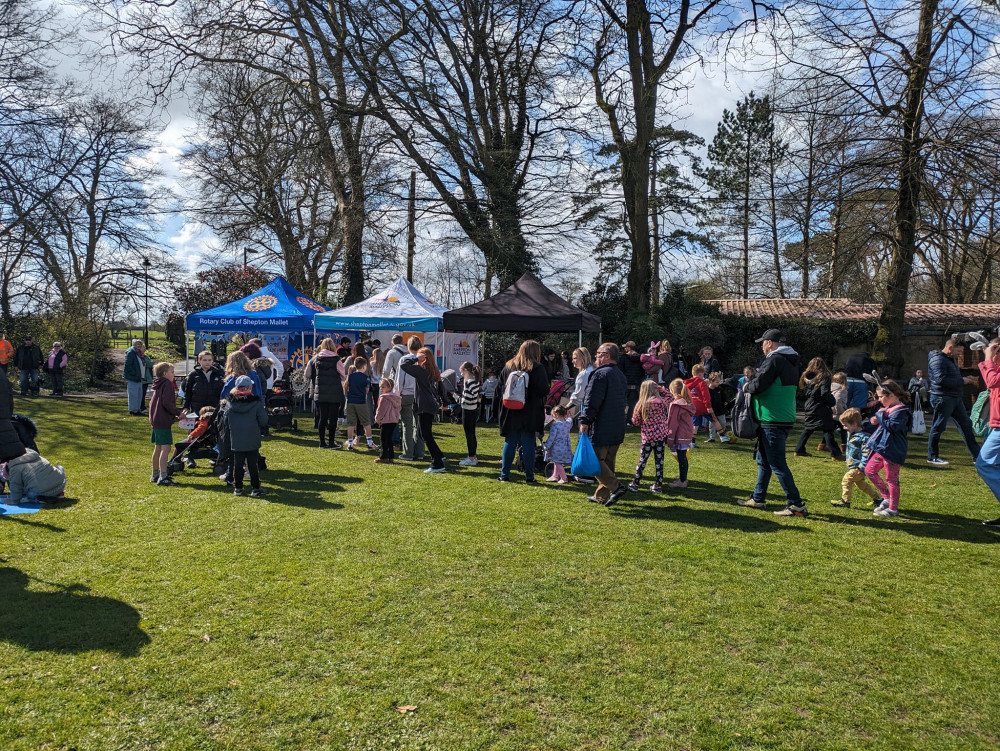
[640,342,664,381]
[706,371,732,443]
[831,372,848,452]
[149,362,181,486]
[629,380,671,492]
[344,356,375,451]
[830,408,882,508]
[374,377,401,464]
[173,406,216,470]
[684,364,715,443]
[864,380,912,518]
[482,371,499,423]
[665,378,696,488]
[222,375,269,496]
[544,404,573,483]
[1,449,66,502]
[458,361,482,466]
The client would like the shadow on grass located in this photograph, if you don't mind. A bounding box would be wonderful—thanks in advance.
[0,516,66,532]
[608,502,811,533]
[812,508,1000,544]
[0,567,150,655]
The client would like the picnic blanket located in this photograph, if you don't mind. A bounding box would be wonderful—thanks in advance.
[0,497,45,515]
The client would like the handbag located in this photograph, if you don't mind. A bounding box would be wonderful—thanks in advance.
[911,399,926,435]
[571,432,601,477]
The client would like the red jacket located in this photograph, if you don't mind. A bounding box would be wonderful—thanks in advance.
[979,359,1000,428]
[684,376,711,417]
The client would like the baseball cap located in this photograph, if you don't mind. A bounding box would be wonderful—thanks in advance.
[235,375,253,389]
[754,328,785,344]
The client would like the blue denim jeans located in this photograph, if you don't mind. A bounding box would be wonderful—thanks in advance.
[19,368,38,395]
[753,426,802,505]
[927,394,979,460]
[501,430,536,480]
[975,428,1000,504]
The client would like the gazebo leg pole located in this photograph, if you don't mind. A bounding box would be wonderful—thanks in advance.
[578,330,582,348]
[185,328,190,378]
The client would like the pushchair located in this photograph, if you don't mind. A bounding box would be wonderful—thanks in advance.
[266,379,298,431]
[546,379,570,412]
[167,409,221,473]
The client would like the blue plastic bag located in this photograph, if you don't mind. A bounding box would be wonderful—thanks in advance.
[571,432,601,477]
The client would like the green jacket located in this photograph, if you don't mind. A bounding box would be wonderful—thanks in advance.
[745,345,800,427]
[123,347,153,384]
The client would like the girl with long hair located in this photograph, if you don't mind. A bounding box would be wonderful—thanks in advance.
[496,339,549,483]
[629,380,672,492]
[400,347,447,472]
[794,357,843,460]
[665,379,696,489]
[458,361,482,466]
[865,380,911,518]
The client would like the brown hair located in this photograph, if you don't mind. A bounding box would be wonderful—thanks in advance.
[507,340,541,372]
[876,379,910,405]
[380,377,395,391]
[839,407,863,427]
[352,342,366,359]
[353,356,368,370]
[800,357,832,387]
[408,335,422,352]
[224,351,252,378]
[460,361,481,382]
[197,350,213,360]
[417,347,440,381]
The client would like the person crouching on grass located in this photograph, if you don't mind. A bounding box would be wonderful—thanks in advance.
[374,377,401,464]
[149,361,181,486]
[830,408,882,508]
[864,380,912,518]
[222,375,269,497]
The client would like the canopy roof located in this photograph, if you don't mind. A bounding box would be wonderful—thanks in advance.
[186,276,329,332]
[313,277,448,332]
[443,273,602,333]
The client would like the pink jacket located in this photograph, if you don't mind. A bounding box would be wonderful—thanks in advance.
[640,352,664,376]
[632,396,670,443]
[979,359,1000,428]
[665,398,696,449]
[374,391,402,424]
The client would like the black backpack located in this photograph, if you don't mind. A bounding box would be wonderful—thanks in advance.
[731,389,760,439]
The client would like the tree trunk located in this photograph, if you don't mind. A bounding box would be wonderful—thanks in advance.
[742,136,751,298]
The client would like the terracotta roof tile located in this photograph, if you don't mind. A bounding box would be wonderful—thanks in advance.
[704,299,1000,328]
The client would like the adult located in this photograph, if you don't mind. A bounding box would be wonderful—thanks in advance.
[976,340,1000,526]
[927,335,980,465]
[43,342,68,397]
[183,351,225,414]
[0,332,13,375]
[794,357,843,460]
[400,347,447,473]
[336,337,353,359]
[0,373,26,465]
[619,341,644,426]
[908,369,928,406]
[221,351,263,399]
[844,350,877,411]
[383,334,407,382]
[302,338,345,449]
[15,335,43,397]
[698,346,721,377]
[123,339,153,415]
[580,342,628,505]
[250,338,284,388]
[495,339,549,483]
[567,347,594,417]
[737,329,807,516]
[394,336,425,462]
[542,350,560,382]
[560,351,573,382]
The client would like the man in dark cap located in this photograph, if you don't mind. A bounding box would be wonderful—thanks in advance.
[737,329,807,516]
[15,335,43,397]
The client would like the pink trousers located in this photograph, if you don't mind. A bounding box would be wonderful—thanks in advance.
[864,452,900,510]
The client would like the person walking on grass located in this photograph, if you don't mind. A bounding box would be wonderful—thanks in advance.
[344,357,376,451]
[400,347,448,473]
[302,338,345,450]
[865,380,912,518]
[975,340,1000,526]
[395,336,425,462]
[149,362,181,486]
[927,335,980,466]
[495,339,550,484]
[794,357,843,461]
[123,339,152,415]
[830,408,882,509]
[628,379,671,493]
[221,375,269,497]
[737,329,807,517]
[580,343,627,505]
[458,361,482,467]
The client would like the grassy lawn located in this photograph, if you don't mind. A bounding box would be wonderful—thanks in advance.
[2,397,999,750]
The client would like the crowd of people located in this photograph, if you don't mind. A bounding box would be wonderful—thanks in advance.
[3,325,1000,526]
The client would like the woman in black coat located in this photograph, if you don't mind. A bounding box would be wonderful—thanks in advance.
[494,340,549,483]
[302,338,346,449]
[0,374,26,463]
[794,357,843,459]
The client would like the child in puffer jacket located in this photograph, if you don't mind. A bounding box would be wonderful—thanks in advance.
[665,378,697,489]
[1,449,66,502]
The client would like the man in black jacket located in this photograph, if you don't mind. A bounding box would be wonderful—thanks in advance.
[581,343,628,506]
[15,335,43,397]
[927,336,980,465]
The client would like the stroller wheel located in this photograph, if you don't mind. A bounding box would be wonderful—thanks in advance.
[544,461,556,479]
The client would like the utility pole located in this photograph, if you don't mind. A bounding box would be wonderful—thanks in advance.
[406,171,416,282]
[142,257,151,347]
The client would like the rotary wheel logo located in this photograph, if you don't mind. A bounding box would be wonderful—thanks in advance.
[296,296,326,312]
[244,294,278,312]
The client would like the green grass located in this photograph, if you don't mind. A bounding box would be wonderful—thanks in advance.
[2,398,999,750]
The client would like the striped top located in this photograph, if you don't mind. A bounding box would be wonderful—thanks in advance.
[461,378,481,410]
